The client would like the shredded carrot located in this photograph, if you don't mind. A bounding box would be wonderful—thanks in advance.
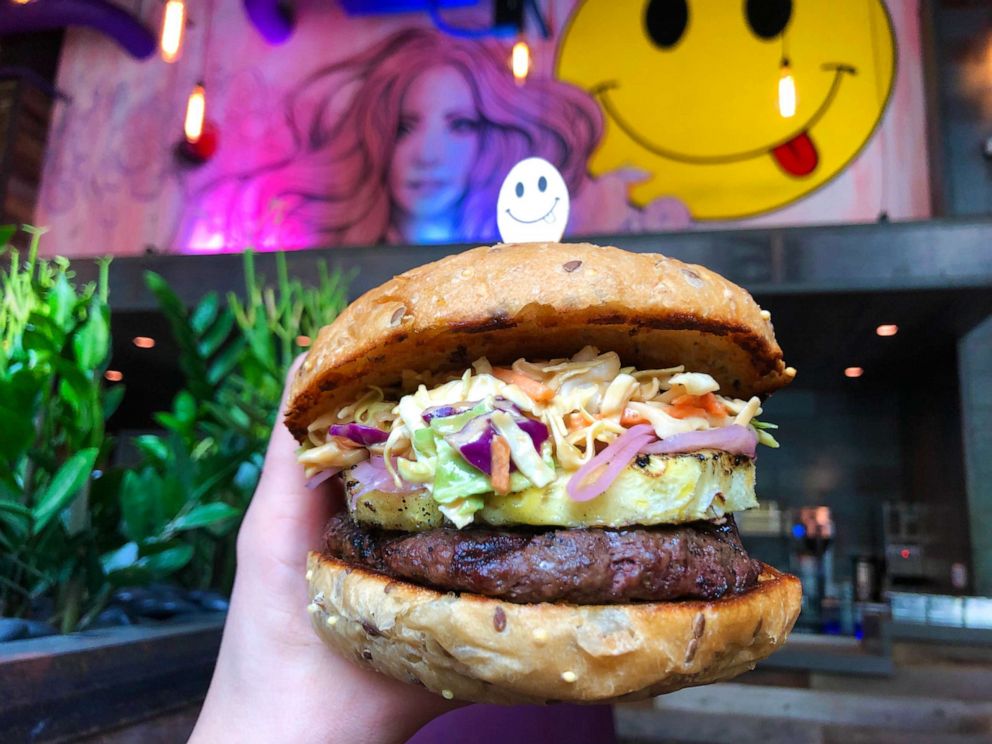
[490,435,511,495]
[668,405,709,420]
[620,408,651,426]
[491,367,555,402]
[671,392,726,418]
[565,412,590,432]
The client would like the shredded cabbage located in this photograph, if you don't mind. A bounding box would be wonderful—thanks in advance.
[296,347,783,527]
[668,372,720,396]
[491,411,555,488]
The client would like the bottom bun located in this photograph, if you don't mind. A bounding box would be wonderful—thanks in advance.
[306,552,801,705]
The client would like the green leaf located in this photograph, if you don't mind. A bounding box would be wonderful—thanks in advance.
[58,377,83,418]
[144,271,188,324]
[0,500,30,518]
[22,312,65,354]
[0,499,30,539]
[206,337,245,385]
[0,224,16,247]
[103,541,193,586]
[134,434,169,464]
[102,384,125,419]
[100,541,139,574]
[174,390,197,425]
[31,448,98,533]
[72,303,110,370]
[156,474,187,528]
[153,411,182,432]
[47,273,78,330]
[203,401,252,433]
[169,502,240,532]
[53,358,94,404]
[188,456,242,503]
[0,401,36,463]
[197,310,234,359]
[147,271,211,399]
[233,459,261,494]
[141,543,194,575]
[120,469,159,542]
[190,292,220,335]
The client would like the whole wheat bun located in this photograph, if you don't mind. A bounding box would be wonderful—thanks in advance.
[306,552,802,705]
[286,242,792,440]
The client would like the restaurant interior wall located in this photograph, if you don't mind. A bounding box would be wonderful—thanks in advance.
[13,0,932,255]
[926,0,992,216]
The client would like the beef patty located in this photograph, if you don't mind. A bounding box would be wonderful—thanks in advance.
[322,514,761,604]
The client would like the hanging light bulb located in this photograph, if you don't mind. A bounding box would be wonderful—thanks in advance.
[511,40,530,84]
[160,0,186,63]
[778,59,796,118]
[184,82,206,144]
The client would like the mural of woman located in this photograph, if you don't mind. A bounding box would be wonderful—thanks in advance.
[189,27,603,249]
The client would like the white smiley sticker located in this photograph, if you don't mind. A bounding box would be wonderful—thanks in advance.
[496,157,570,243]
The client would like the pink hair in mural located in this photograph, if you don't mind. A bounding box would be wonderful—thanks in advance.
[190,27,602,249]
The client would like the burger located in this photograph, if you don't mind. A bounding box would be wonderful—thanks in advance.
[286,242,802,704]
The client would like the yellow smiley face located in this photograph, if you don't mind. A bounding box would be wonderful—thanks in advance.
[556,0,896,220]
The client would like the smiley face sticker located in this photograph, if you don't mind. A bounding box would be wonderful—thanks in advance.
[497,157,571,243]
[557,0,896,220]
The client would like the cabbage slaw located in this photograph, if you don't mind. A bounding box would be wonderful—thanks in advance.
[297,346,778,526]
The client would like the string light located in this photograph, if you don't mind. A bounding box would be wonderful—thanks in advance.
[160,0,186,63]
[875,324,898,337]
[511,41,530,84]
[104,370,124,382]
[132,336,156,349]
[844,367,863,379]
[184,82,206,144]
[778,59,796,118]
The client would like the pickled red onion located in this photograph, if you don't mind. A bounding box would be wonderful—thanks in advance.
[348,457,423,508]
[566,424,655,502]
[638,425,757,458]
[305,467,341,490]
[351,457,420,494]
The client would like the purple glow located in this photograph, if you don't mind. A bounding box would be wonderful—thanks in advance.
[243,0,294,44]
[0,0,155,59]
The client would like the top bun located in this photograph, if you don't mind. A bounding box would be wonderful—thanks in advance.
[286,242,790,441]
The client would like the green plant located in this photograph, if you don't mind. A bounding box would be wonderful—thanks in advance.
[109,251,350,594]
[0,226,121,631]
[0,232,350,632]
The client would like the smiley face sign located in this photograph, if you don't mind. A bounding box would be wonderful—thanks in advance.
[556,0,896,220]
[496,157,571,243]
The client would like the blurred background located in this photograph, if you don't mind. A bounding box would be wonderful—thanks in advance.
[1,1,991,742]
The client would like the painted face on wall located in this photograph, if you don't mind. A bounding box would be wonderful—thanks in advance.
[556,0,896,220]
[388,65,481,221]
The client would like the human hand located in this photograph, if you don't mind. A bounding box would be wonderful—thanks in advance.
[190,358,457,744]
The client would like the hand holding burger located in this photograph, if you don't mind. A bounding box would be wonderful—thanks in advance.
[189,356,459,744]
[288,242,801,704]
